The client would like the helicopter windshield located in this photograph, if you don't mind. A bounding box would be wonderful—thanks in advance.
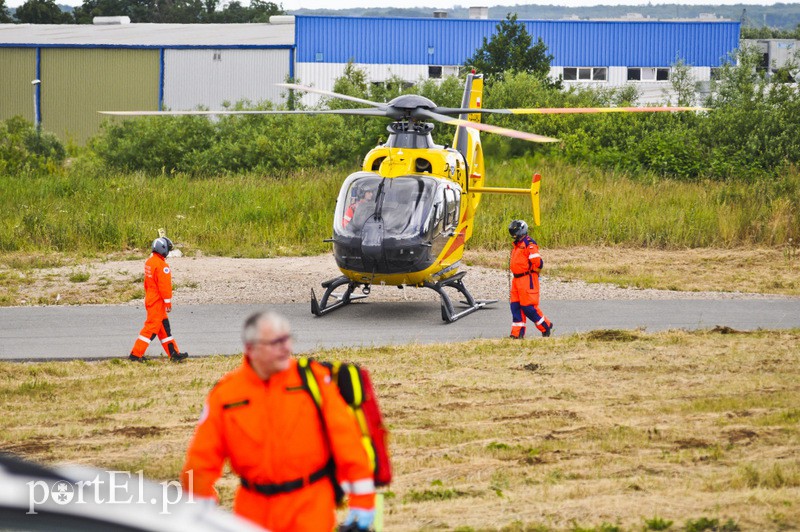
[334,172,438,239]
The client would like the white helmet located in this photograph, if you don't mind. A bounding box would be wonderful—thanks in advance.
[152,237,173,257]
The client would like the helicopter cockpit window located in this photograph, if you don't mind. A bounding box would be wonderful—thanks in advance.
[337,174,382,235]
[334,173,439,240]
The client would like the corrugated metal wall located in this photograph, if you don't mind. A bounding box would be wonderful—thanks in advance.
[296,16,740,68]
[0,48,36,123]
[41,48,159,144]
[164,49,291,110]
[295,62,428,105]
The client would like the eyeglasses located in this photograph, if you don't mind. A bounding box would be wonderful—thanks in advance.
[251,334,292,347]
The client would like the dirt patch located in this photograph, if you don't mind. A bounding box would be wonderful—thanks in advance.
[109,426,166,438]
[3,247,798,308]
[673,438,713,449]
[1,437,53,454]
[726,429,759,444]
[711,325,744,334]
[585,330,641,342]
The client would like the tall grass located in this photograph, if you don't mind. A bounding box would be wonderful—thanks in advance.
[1,158,798,257]
[1,168,341,257]
[473,157,800,249]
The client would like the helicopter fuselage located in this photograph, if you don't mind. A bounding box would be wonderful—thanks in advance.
[330,123,481,287]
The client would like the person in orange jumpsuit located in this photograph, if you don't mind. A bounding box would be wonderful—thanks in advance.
[343,188,374,229]
[128,237,188,362]
[508,219,553,339]
[180,311,376,532]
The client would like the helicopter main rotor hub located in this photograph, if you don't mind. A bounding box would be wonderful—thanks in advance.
[386,120,437,149]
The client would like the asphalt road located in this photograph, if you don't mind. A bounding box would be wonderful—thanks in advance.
[2,298,800,361]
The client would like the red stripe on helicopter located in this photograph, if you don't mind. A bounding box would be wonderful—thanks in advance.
[441,228,467,262]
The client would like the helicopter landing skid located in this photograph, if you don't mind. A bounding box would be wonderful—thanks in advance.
[311,276,367,317]
[423,272,497,323]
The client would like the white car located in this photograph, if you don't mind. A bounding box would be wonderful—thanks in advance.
[0,452,266,531]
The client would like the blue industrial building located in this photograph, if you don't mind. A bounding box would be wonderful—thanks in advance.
[293,15,741,104]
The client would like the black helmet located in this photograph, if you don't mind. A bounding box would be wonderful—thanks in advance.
[508,220,528,239]
[152,237,174,257]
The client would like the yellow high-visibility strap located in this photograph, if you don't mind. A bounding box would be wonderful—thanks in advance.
[347,364,363,406]
[299,357,322,407]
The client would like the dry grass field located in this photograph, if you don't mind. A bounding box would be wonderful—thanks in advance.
[1,329,798,531]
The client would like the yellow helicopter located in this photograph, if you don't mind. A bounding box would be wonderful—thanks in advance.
[102,72,699,322]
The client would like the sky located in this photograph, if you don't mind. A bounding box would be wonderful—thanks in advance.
[6,0,791,11]
[277,0,785,7]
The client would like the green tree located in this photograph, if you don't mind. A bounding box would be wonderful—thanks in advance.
[0,0,13,23]
[464,13,556,85]
[14,0,73,23]
[204,0,282,23]
[667,58,697,107]
[74,0,153,23]
[74,0,221,23]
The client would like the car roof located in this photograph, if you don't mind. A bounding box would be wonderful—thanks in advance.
[0,453,266,532]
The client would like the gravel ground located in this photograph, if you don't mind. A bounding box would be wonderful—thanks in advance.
[71,253,792,307]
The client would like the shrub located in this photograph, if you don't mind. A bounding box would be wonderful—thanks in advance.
[0,116,66,175]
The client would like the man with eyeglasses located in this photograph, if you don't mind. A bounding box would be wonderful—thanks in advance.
[180,310,376,531]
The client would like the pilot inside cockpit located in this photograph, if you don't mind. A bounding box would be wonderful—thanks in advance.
[342,185,376,230]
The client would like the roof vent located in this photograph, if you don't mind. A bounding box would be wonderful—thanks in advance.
[269,15,296,24]
[93,16,131,25]
[468,6,488,19]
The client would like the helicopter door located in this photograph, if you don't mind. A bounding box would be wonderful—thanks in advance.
[443,187,461,234]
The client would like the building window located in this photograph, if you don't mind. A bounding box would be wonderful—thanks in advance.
[592,67,607,81]
[428,66,443,79]
[563,67,607,81]
[627,67,670,81]
[315,52,323,62]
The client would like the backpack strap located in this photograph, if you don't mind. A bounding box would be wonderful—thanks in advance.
[297,356,344,505]
[299,356,323,409]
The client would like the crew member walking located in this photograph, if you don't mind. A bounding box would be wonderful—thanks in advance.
[128,237,189,362]
[508,219,553,338]
[180,311,376,531]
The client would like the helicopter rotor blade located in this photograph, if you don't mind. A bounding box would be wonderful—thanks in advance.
[502,106,707,115]
[276,83,386,109]
[415,109,560,144]
[98,108,390,117]
[434,106,706,116]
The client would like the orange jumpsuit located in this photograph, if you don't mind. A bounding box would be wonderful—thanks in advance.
[181,357,376,532]
[342,199,364,228]
[510,235,552,338]
[130,253,181,359]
